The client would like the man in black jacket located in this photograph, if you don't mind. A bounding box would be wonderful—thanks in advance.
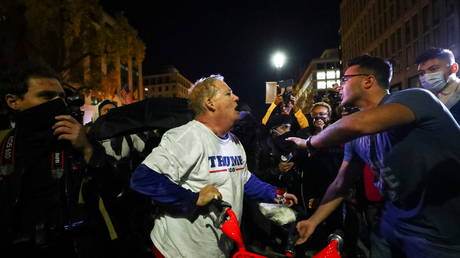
[0,62,120,258]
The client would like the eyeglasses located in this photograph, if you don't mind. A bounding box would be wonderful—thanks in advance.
[340,74,371,84]
[312,112,329,117]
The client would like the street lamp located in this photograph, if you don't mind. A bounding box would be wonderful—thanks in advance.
[271,51,286,69]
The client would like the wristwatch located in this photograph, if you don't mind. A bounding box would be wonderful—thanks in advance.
[305,135,316,153]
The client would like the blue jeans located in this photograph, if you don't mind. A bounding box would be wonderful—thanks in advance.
[370,216,460,258]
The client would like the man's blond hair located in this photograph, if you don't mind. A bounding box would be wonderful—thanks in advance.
[188,74,224,115]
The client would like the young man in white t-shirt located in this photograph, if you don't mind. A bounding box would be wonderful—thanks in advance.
[130,74,298,258]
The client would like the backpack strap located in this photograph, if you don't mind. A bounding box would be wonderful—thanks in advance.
[0,129,12,143]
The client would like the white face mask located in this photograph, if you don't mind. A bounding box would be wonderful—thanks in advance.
[419,71,448,93]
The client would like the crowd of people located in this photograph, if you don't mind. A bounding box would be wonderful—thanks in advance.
[0,47,459,258]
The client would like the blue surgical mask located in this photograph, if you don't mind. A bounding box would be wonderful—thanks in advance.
[419,71,448,93]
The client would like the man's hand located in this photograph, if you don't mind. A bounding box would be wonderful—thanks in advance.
[290,95,300,112]
[278,161,294,173]
[53,115,93,163]
[274,192,298,207]
[313,118,326,131]
[196,184,222,207]
[274,95,283,106]
[284,193,298,207]
[296,219,318,245]
[285,137,307,148]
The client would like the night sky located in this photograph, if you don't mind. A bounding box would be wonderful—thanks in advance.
[101,1,340,117]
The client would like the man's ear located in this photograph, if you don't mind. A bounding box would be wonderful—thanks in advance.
[5,94,22,111]
[363,75,375,90]
[450,62,459,74]
[204,97,216,112]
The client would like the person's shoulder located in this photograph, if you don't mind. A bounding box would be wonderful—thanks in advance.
[161,120,208,144]
[386,88,437,103]
[392,88,433,97]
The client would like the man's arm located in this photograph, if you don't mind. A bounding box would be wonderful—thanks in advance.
[296,160,363,244]
[262,101,279,125]
[313,103,415,148]
[293,109,309,129]
[288,103,415,149]
[244,174,298,205]
[130,164,224,220]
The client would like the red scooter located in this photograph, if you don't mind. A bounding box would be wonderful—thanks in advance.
[215,200,343,258]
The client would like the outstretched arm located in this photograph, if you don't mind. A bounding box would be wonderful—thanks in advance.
[296,160,363,244]
[288,103,415,149]
[311,103,415,148]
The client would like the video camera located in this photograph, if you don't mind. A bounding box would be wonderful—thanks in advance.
[277,79,294,106]
[64,88,85,123]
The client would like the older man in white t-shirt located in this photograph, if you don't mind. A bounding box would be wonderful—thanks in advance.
[130,74,297,258]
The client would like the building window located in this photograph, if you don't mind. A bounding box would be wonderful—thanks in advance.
[316,71,326,80]
[391,32,396,53]
[165,86,169,91]
[447,18,456,45]
[446,0,456,16]
[326,80,336,88]
[389,5,394,24]
[405,20,411,44]
[317,81,326,89]
[384,39,389,57]
[326,70,336,79]
[432,0,440,25]
[158,86,162,92]
[424,33,432,49]
[422,5,430,32]
[406,45,412,66]
[434,26,442,46]
[413,41,419,61]
[412,15,418,40]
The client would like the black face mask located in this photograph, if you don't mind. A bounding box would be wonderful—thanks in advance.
[14,98,71,155]
[312,116,327,123]
[272,131,297,155]
[15,98,69,131]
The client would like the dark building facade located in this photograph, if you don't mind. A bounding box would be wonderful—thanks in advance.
[143,66,192,99]
[340,0,460,91]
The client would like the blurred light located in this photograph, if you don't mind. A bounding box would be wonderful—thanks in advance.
[145,88,149,91]
[272,52,286,69]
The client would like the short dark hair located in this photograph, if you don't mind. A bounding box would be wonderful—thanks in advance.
[416,47,455,65]
[98,100,117,113]
[348,55,393,89]
[0,61,59,106]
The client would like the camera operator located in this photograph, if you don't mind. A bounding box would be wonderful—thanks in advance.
[262,81,309,134]
[0,62,120,257]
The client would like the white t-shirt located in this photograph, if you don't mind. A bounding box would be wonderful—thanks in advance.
[142,120,252,258]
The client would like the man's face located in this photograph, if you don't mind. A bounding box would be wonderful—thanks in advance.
[212,80,240,123]
[7,77,65,111]
[338,65,367,106]
[417,58,452,80]
[311,105,330,127]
